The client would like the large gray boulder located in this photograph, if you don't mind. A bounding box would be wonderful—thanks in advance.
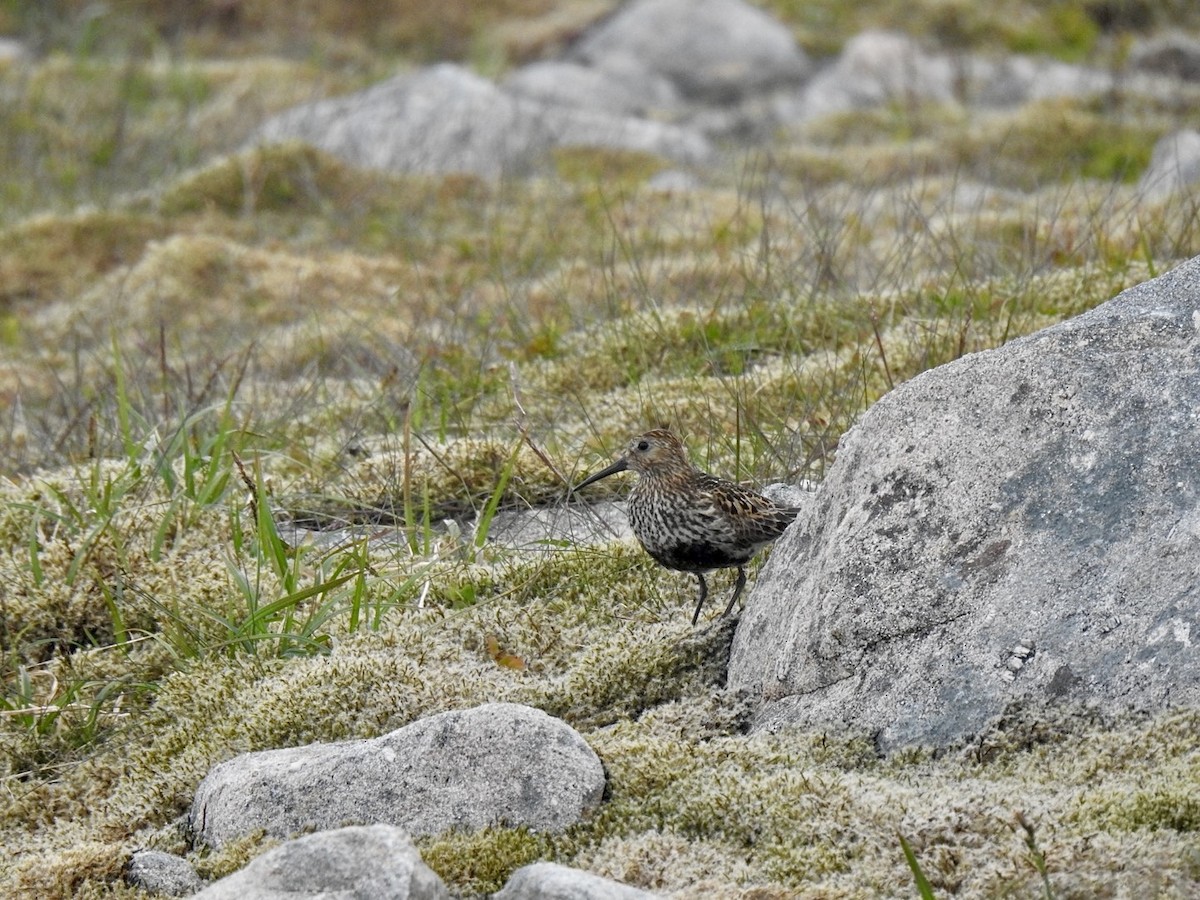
[192,825,449,900]
[570,0,811,102]
[253,63,711,178]
[494,862,660,899]
[730,255,1200,750]
[190,703,605,848]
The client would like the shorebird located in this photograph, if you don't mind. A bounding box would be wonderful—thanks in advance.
[572,428,800,625]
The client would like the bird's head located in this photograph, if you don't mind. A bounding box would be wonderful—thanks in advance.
[572,428,693,492]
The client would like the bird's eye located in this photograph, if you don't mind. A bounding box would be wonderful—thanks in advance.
[636,439,650,452]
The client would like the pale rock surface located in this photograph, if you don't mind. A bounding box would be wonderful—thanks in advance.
[502,59,679,117]
[646,169,701,192]
[124,849,203,897]
[569,0,811,102]
[781,31,957,123]
[0,36,25,61]
[1129,33,1200,82]
[962,54,1111,106]
[254,64,525,176]
[761,481,819,510]
[190,703,605,848]
[485,500,633,552]
[191,825,449,900]
[777,30,1166,123]
[1136,129,1200,202]
[253,63,710,177]
[730,255,1200,750]
[494,862,660,899]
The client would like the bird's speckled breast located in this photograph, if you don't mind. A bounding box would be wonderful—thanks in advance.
[627,487,755,572]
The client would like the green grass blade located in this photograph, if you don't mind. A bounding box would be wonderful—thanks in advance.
[111,332,139,462]
[899,833,937,900]
[243,569,361,623]
[473,439,521,553]
[99,580,128,649]
[252,467,294,591]
[26,513,44,588]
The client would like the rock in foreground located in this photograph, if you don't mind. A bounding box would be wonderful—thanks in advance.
[731,256,1200,749]
[494,862,660,899]
[124,849,203,897]
[192,825,448,900]
[190,703,605,848]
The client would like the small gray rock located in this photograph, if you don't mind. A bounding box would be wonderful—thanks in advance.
[778,32,1128,122]
[192,825,449,900]
[761,481,819,510]
[1129,33,1200,82]
[254,64,528,177]
[0,37,25,62]
[537,105,712,165]
[190,703,605,848]
[484,501,633,551]
[1015,58,1112,103]
[781,30,956,123]
[571,0,810,102]
[252,63,710,178]
[494,862,660,899]
[124,850,203,897]
[1136,129,1200,202]
[502,60,679,117]
[646,169,700,192]
[960,55,1040,107]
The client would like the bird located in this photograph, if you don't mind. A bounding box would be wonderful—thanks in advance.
[571,428,801,625]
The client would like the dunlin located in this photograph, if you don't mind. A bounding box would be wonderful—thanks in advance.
[573,428,800,624]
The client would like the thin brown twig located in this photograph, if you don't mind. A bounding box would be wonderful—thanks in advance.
[508,361,567,486]
[231,450,257,523]
[869,306,895,391]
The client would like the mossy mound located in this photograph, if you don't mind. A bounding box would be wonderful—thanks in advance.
[3,4,1200,896]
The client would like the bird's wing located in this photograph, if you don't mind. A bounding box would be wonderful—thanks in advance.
[698,474,800,544]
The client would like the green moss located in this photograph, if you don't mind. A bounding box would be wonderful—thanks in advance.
[382,712,880,896]
[1079,128,1156,183]
[966,102,1166,188]
[328,436,564,525]
[2,7,1200,896]
[158,143,366,217]
[552,147,668,186]
[767,0,1159,60]
[191,831,279,881]
[420,827,551,895]
[10,839,125,900]
[0,210,166,304]
[1007,2,1100,60]
[1122,791,1200,832]
[1074,783,1200,834]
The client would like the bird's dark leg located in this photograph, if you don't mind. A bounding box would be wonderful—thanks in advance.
[691,573,709,626]
[721,566,748,618]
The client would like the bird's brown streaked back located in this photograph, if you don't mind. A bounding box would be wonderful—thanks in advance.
[572,429,800,624]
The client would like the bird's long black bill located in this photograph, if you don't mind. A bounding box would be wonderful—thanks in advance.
[571,457,629,493]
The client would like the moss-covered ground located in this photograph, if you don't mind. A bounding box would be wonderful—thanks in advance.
[2,2,1200,897]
